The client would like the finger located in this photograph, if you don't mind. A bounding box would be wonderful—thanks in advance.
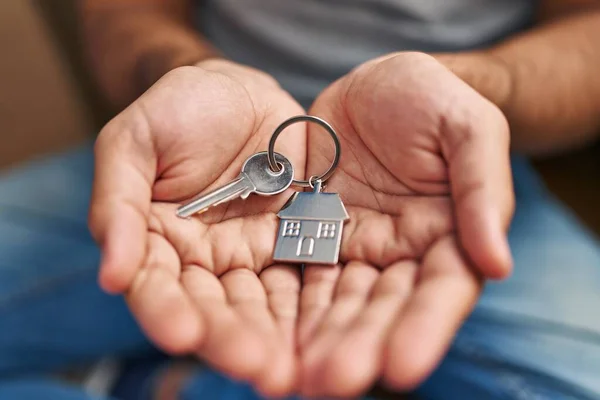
[126,233,202,354]
[442,101,514,279]
[257,265,302,397]
[181,266,267,381]
[383,236,482,390]
[313,261,418,398]
[220,268,296,397]
[298,264,342,348]
[89,119,156,293]
[220,269,273,334]
[300,262,380,397]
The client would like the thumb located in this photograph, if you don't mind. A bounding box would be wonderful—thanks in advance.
[442,103,515,279]
[89,115,157,293]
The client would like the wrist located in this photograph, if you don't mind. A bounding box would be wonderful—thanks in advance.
[432,51,514,111]
[134,43,220,96]
[193,59,282,91]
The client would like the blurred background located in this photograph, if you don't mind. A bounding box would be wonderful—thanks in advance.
[1,0,599,235]
[2,1,93,168]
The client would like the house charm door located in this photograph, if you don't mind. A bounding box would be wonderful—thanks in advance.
[273,180,349,265]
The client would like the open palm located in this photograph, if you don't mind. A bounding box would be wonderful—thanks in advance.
[89,60,306,395]
[91,54,515,398]
[297,53,515,397]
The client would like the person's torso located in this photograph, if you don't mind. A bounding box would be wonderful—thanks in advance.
[196,0,535,106]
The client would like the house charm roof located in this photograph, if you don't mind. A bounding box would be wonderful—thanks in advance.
[277,191,349,221]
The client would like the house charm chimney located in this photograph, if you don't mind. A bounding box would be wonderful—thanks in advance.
[273,180,349,265]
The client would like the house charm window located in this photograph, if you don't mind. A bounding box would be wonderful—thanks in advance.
[318,222,336,239]
[283,221,301,237]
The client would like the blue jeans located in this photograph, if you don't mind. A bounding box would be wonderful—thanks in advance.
[1,143,599,399]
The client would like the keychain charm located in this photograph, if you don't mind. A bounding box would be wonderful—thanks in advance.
[177,114,349,265]
[268,116,349,265]
[273,179,348,264]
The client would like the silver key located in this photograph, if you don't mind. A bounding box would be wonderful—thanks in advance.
[176,151,294,218]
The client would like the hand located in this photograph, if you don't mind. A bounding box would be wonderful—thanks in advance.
[89,60,305,396]
[298,52,514,397]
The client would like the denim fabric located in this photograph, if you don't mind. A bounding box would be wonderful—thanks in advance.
[0,144,599,399]
[418,157,600,400]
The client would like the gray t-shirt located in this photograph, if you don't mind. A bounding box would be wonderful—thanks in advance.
[196,0,535,106]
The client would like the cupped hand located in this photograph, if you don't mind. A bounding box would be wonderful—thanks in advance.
[298,52,515,397]
[89,60,306,396]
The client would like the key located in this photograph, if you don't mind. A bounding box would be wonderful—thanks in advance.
[176,151,294,218]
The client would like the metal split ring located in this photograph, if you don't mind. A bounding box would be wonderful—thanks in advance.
[267,115,341,188]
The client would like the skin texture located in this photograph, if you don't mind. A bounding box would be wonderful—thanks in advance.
[89,54,513,398]
[435,5,600,156]
[90,60,307,394]
[84,0,600,397]
[81,0,600,154]
[80,0,218,109]
[298,53,513,397]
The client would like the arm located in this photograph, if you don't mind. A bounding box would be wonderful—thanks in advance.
[437,1,600,156]
[80,0,219,110]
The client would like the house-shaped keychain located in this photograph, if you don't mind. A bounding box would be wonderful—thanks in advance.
[273,182,349,265]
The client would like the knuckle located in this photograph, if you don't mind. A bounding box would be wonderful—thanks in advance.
[241,66,280,88]
[96,110,153,156]
[199,59,280,89]
[445,95,509,149]
[156,65,213,95]
[384,51,439,70]
[95,123,129,156]
[161,65,203,83]
[397,50,437,63]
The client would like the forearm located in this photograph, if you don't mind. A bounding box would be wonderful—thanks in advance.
[439,9,600,155]
[80,1,219,110]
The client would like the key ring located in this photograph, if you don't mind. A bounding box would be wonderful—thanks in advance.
[267,115,341,188]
